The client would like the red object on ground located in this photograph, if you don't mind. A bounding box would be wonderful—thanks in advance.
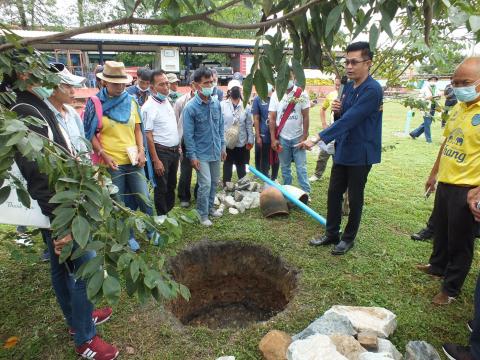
[75,335,119,360]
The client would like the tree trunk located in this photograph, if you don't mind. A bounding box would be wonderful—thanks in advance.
[29,0,35,29]
[77,0,85,27]
[15,0,28,29]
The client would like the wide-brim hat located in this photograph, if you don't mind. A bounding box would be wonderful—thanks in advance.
[49,63,86,87]
[96,61,133,84]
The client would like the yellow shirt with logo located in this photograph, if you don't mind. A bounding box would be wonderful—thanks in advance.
[101,99,141,165]
[438,101,480,186]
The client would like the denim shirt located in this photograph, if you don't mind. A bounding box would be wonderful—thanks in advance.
[183,93,225,161]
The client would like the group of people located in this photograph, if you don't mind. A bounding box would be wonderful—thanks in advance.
[4,38,480,360]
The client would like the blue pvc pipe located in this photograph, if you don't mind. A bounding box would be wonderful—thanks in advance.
[248,165,326,226]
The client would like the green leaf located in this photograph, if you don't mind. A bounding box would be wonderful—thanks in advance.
[16,187,31,208]
[244,0,253,8]
[118,253,132,270]
[130,260,140,282]
[0,186,11,205]
[58,240,73,264]
[6,131,26,146]
[157,279,173,299]
[291,58,306,89]
[242,74,253,108]
[110,244,123,252]
[262,0,273,15]
[70,246,86,260]
[346,0,361,16]
[27,133,43,152]
[167,0,181,22]
[103,275,121,305]
[51,207,76,230]
[275,59,290,99]
[87,269,104,299]
[369,24,379,49]
[259,57,275,86]
[325,4,343,37]
[72,215,90,248]
[77,255,103,279]
[49,190,79,204]
[179,283,191,301]
[253,70,268,101]
[144,270,161,289]
[82,202,102,222]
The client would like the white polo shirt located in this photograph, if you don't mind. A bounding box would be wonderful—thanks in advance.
[142,96,180,147]
[268,86,310,140]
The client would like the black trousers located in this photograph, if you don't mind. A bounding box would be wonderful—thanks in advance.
[178,142,193,202]
[429,183,476,297]
[254,142,279,180]
[223,146,250,184]
[326,164,372,243]
[153,145,179,215]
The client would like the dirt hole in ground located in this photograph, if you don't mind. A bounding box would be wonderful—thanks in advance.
[166,241,298,329]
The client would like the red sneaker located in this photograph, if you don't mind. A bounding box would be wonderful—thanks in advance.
[75,335,119,360]
[69,307,113,336]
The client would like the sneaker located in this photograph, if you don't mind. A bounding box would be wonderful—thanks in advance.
[468,320,473,333]
[128,237,140,252]
[150,232,163,246]
[200,218,213,227]
[309,175,320,182]
[415,264,444,280]
[40,248,50,262]
[180,201,190,208]
[411,227,434,241]
[75,335,119,360]
[442,343,473,360]
[69,307,113,335]
[432,291,456,305]
[209,209,223,218]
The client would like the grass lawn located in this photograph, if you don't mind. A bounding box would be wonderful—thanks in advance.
[0,101,476,359]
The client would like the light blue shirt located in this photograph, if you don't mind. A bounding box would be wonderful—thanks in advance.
[44,99,88,155]
[183,93,225,162]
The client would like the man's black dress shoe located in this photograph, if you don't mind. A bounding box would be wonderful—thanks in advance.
[331,240,354,255]
[411,227,434,241]
[309,235,339,246]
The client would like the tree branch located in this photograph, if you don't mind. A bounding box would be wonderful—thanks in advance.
[0,0,243,52]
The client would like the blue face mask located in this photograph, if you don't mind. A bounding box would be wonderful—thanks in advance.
[201,87,214,97]
[155,92,167,101]
[453,79,480,103]
[287,80,294,89]
[32,86,53,100]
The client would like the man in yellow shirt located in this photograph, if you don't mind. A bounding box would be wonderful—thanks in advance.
[417,56,480,306]
[309,76,340,182]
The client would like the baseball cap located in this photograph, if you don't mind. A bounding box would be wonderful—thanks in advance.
[49,63,86,87]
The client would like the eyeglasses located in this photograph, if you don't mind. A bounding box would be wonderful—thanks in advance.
[344,58,370,66]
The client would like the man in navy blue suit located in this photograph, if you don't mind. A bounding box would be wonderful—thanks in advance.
[297,41,383,255]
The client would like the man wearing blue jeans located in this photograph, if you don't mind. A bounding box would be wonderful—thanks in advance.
[409,76,439,143]
[183,67,226,226]
[268,73,311,193]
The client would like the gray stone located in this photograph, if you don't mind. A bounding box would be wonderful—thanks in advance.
[237,175,250,185]
[357,332,378,351]
[236,182,250,191]
[225,182,235,191]
[329,334,367,360]
[359,353,395,360]
[228,207,239,215]
[248,182,260,192]
[404,341,440,360]
[376,339,403,360]
[325,306,397,338]
[242,196,254,209]
[218,203,225,212]
[224,195,236,208]
[235,201,246,213]
[214,196,220,206]
[287,334,348,360]
[234,190,244,202]
[292,312,357,341]
[250,192,260,208]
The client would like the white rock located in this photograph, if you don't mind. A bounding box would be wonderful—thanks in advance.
[242,196,254,209]
[235,201,246,213]
[250,192,260,208]
[376,339,403,360]
[325,306,397,338]
[218,203,225,212]
[224,195,236,208]
[214,196,220,206]
[229,207,239,215]
[287,334,348,360]
[216,357,235,360]
[359,353,395,360]
[234,190,244,202]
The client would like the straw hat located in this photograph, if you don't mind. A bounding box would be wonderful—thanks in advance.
[96,61,133,84]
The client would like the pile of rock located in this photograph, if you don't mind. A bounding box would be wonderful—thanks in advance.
[214,177,261,216]
[254,305,441,360]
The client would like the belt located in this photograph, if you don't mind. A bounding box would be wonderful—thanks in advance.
[154,143,180,153]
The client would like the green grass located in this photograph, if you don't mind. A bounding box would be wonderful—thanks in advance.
[0,102,476,359]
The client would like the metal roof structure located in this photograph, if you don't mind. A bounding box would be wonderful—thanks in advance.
[11,30,261,54]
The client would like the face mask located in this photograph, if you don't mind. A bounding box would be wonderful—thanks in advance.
[155,92,167,101]
[137,84,148,92]
[230,87,241,100]
[429,81,436,86]
[201,87,214,97]
[32,86,53,100]
[453,79,480,103]
[287,80,294,89]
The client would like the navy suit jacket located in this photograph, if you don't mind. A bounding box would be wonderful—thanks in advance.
[320,75,383,166]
